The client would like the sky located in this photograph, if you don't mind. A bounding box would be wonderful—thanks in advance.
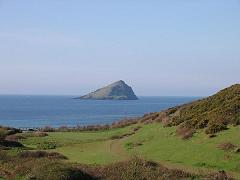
[0,0,240,96]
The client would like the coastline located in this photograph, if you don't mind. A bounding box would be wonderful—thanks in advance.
[0,96,200,128]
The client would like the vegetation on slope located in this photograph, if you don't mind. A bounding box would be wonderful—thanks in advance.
[140,84,240,134]
[0,149,229,180]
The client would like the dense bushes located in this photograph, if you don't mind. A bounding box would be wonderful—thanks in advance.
[0,126,21,135]
[218,142,240,153]
[0,150,233,180]
[0,127,24,148]
[169,84,240,134]
[27,160,93,180]
[0,129,6,142]
[18,151,67,159]
[5,134,25,141]
[205,122,228,134]
[176,126,195,140]
[33,131,48,137]
[40,118,139,132]
[36,141,57,150]
[12,159,93,180]
[139,84,240,135]
[0,150,93,180]
[83,157,199,180]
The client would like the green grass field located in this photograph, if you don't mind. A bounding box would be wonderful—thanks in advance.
[20,122,240,178]
[124,124,240,176]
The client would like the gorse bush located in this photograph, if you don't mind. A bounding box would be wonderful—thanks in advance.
[176,126,195,140]
[205,122,228,134]
[0,151,93,180]
[0,129,6,142]
[5,134,25,142]
[92,157,197,180]
[218,142,238,151]
[11,159,92,180]
[28,160,93,180]
[18,151,67,160]
[168,84,240,134]
[0,152,233,180]
[33,131,48,137]
[40,118,138,132]
[140,84,240,134]
[36,141,57,150]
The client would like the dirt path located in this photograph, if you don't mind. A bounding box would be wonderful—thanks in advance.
[109,137,130,161]
[108,127,142,160]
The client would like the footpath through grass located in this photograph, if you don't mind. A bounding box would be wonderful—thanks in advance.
[21,125,134,164]
[20,122,240,177]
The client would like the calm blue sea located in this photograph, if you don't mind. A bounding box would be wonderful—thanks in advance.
[0,96,201,128]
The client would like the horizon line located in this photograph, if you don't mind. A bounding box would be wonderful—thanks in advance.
[0,93,204,98]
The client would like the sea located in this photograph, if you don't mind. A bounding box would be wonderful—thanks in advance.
[0,96,201,128]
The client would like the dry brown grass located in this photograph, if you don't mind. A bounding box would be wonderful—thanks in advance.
[5,134,26,141]
[218,142,237,151]
[40,118,139,132]
[18,151,67,160]
[0,152,234,180]
[176,126,196,140]
[80,159,234,179]
[33,131,48,137]
[207,170,233,180]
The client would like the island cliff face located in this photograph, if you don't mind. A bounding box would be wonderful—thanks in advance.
[79,80,138,100]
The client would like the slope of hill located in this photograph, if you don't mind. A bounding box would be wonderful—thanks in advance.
[141,84,240,134]
[78,80,138,100]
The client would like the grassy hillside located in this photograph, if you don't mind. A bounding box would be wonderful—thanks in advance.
[140,84,240,134]
[170,84,240,134]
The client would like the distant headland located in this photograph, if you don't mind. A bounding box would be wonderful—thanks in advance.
[76,80,138,100]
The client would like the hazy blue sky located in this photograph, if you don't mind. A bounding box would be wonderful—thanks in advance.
[0,0,239,96]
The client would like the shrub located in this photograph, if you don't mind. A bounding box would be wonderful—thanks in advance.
[29,160,93,180]
[208,170,230,180]
[38,118,139,132]
[151,84,240,134]
[5,134,25,141]
[218,142,237,151]
[33,131,48,137]
[162,116,171,127]
[18,151,67,160]
[10,158,93,180]
[208,134,216,138]
[94,157,194,180]
[0,129,7,142]
[132,126,141,132]
[205,123,227,134]
[0,150,11,162]
[176,126,195,140]
[41,126,55,132]
[36,141,57,150]
[5,128,22,136]
[110,135,121,140]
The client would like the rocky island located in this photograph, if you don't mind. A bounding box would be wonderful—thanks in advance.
[78,80,138,100]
